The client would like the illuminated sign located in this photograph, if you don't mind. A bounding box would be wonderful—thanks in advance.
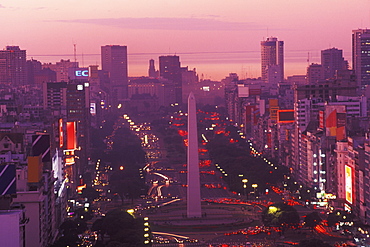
[77,85,84,91]
[66,122,77,150]
[59,118,63,148]
[75,70,89,77]
[90,103,96,115]
[65,157,75,165]
[68,68,89,80]
[202,86,210,92]
[345,165,353,204]
[278,109,294,123]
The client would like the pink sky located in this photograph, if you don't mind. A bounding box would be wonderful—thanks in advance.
[0,0,369,80]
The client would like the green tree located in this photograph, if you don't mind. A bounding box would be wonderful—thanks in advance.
[101,209,147,246]
[304,212,322,230]
[261,202,300,233]
[81,186,100,202]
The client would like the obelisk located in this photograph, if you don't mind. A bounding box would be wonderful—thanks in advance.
[187,92,201,218]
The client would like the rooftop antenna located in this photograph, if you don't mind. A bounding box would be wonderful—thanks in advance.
[82,51,85,67]
[73,43,77,66]
[267,27,269,38]
[307,52,310,66]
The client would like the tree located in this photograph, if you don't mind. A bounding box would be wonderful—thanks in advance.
[327,210,355,227]
[101,209,147,246]
[304,212,322,230]
[81,186,100,202]
[109,169,146,205]
[92,218,105,241]
[261,202,300,234]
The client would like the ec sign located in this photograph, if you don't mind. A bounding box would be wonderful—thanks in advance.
[75,70,89,77]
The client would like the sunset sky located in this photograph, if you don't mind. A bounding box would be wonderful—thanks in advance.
[1,0,369,80]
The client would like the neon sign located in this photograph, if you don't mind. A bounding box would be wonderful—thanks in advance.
[75,70,89,77]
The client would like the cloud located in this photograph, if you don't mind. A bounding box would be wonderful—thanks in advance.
[0,4,5,8]
[52,17,263,31]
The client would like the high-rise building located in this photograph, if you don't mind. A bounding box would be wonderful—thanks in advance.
[43,59,78,82]
[159,55,182,104]
[148,59,157,78]
[352,29,370,91]
[0,46,27,86]
[101,45,128,102]
[261,37,284,82]
[307,63,324,84]
[321,47,347,80]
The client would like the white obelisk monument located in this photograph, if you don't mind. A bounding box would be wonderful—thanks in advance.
[187,92,201,218]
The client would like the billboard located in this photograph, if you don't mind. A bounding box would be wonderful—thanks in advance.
[238,85,249,97]
[277,109,294,123]
[68,67,89,80]
[59,118,63,148]
[0,164,16,195]
[325,105,346,140]
[345,165,353,204]
[28,156,43,183]
[269,99,279,121]
[90,103,96,115]
[32,134,51,163]
[66,122,77,150]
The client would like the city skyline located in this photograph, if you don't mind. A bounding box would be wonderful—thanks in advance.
[0,0,369,80]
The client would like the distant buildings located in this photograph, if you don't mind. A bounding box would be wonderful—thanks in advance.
[352,29,370,92]
[159,55,182,104]
[0,46,27,86]
[43,59,78,82]
[261,37,284,83]
[321,47,347,80]
[101,45,128,102]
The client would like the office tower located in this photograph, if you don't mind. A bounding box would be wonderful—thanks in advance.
[43,59,78,82]
[148,59,157,78]
[42,82,67,116]
[66,82,90,185]
[261,37,284,82]
[321,47,347,80]
[0,46,27,86]
[307,63,324,84]
[101,45,128,102]
[187,92,201,218]
[26,59,42,85]
[352,29,370,91]
[159,55,182,104]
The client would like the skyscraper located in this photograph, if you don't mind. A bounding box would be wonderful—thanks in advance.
[0,46,27,86]
[148,59,157,78]
[352,29,370,91]
[101,45,128,102]
[159,55,182,104]
[261,37,284,82]
[321,47,347,80]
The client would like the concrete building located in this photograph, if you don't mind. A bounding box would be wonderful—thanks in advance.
[261,37,284,83]
[321,47,348,80]
[43,59,78,82]
[352,29,370,92]
[148,59,158,78]
[0,46,27,86]
[0,209,27,247]
[307,63,324,84]
[101,45,128,102]
[159,55,182,104]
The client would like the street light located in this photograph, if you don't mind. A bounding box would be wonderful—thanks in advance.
[242,179,248,197]
[252,184,258,197]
